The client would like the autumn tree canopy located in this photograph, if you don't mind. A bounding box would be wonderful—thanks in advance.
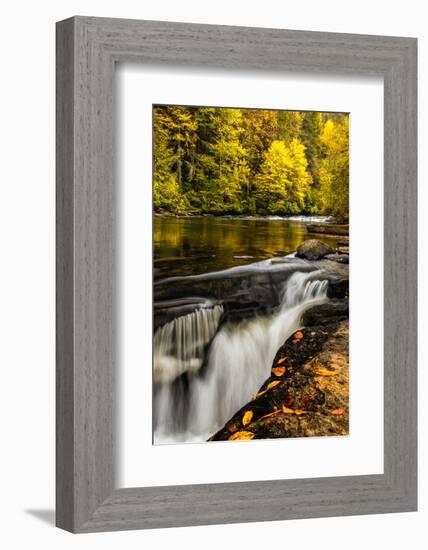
[153,105,349,221]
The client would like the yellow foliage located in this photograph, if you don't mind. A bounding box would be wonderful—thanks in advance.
[229,431,255,441]
[242,411,253,426]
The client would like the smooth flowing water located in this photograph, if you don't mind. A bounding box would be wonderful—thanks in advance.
[153,271,328,444]
[154,215,340,280]
[153,215,341,444]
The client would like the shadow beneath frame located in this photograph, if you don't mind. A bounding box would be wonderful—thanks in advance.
[25,509,55,526]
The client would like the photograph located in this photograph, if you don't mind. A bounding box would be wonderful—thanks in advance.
[153,105,350,444]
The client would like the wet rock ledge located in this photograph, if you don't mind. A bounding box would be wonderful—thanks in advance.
[210,320,349,441]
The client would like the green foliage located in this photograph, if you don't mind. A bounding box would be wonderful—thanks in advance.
[153,105,349,219]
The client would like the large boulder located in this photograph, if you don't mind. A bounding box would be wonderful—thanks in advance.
[296,239,335,260]
[154,257,321,329]
[301,300,349,326]
[326,276,348,299]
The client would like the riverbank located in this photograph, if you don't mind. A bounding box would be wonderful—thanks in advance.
[307,223,349,237]
[155,211,335,223]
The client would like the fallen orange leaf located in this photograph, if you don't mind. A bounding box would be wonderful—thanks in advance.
[294,331,304,340]
[330,409,345,415]
[277,357,286,365]
[272,366,286,377]
[282,405,295,414]
[294,409,307,415]
[315,367,337,377]
[256,380,280,398]
[229,431,255,441]
[242,410,253,426]
[260,410,281,421]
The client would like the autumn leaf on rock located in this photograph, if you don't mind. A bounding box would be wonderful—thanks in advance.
[256,380,280,398]
[281,404,307,415]
[315,367,337,377]
[272,366,286,377]
[229,431,255,441]
[294,331,304,340]
[260,409,281,421]
[242,410,253,426]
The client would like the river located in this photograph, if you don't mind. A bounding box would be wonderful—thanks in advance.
[153,215,345,444]
[154,215,341,280]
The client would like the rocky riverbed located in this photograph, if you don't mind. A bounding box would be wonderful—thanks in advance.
[208,238,350,441]
[153,237,349,443]
[210,321,349,441]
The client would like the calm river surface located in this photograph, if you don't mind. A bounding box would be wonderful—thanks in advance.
[154,215,341,280]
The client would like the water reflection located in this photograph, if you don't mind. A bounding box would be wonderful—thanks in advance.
[154,216,340,279]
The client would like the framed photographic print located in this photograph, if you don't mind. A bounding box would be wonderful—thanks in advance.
[150,104,351,447]
[56,17,417,532]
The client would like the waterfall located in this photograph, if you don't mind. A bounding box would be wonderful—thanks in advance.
[153,271,328,444]
[154,304,224,383]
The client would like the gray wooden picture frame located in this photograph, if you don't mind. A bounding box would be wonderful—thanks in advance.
[56,16,417,533]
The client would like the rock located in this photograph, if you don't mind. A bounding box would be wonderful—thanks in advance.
[154,255,348,329]
[154,257,318,329]
[210,321,349,441]
[324,253,349,264]
[296,239,335,260]
[307,224,349,236]
[301,300,348,326]
[326,277,348,299]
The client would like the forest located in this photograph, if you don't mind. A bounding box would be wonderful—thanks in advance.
[153,106,349,221]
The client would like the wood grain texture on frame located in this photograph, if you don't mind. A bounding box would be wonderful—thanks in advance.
[56,16,417,533]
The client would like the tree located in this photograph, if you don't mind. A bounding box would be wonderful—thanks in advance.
[153,107,186,211]
[240,110,277,176]
[193,108,249,213]
[164,106,198,188]
[287,138,312,209]
[318,117,349,221]
[254,139,311,214]
[301,111,323,185]
[277,111,303,143]
[152,105,348,219]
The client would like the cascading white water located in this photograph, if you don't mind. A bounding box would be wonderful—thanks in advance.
[153,271,328,444]
[154,304,224,383]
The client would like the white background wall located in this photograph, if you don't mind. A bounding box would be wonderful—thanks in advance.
[0,1,425,548]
